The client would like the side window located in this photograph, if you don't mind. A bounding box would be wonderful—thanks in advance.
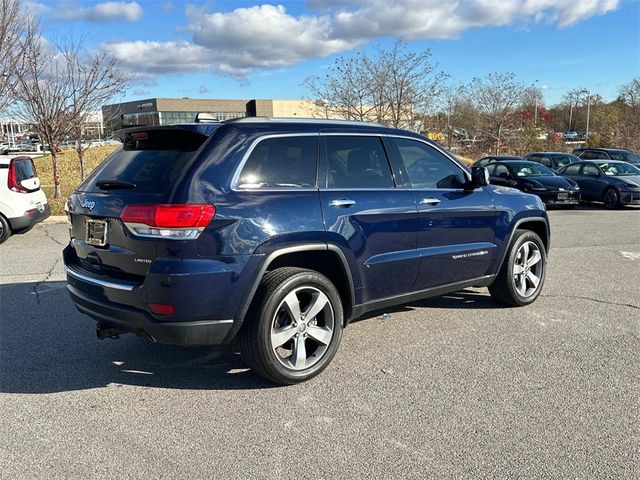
[485,164,496,175]
[580,150,606,160]
[390,138,466,189]
[539,157,552,167]
[237,136,318,189]
[320,136,394,189]
[494,164,510,178]
[563,164,581,174]
[582,164,600,176]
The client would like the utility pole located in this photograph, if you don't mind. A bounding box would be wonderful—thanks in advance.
[585,91,591,140]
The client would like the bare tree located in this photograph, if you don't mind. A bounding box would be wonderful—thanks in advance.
[618,77,640,149]
[11,38,130,195]
[373,40,446,129]
[11,41,73,197]
[305,51,379,121]
[305,40,445,129]
[469,73,525,154]
[0,0,38,115]
[63,39,131,179]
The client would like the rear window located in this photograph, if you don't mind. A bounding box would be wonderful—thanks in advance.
[13,158,37,181]
[78,128,210,194]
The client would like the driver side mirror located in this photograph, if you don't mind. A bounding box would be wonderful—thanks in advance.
[470,166,489,188]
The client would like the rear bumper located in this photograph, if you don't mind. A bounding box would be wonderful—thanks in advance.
[8,203,51,230]
[67,281,235,346]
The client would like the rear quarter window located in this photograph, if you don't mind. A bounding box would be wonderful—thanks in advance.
[14,158,37,181]
[236,136,318,189]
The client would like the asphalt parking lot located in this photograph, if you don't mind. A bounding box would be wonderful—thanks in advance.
[1,206,638,479]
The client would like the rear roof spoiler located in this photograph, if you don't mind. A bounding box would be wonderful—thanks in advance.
[113,123,222,141]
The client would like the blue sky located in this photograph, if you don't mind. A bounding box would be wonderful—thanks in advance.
[28,0,639,106]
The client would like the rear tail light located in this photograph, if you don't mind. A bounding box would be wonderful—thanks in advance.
[120,204,215,239]
[7,158,29,193]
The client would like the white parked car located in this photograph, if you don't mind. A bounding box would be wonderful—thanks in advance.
[0,156,50,244]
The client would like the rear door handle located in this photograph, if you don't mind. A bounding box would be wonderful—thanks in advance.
[419,198,441,206]
[329,199,356,208]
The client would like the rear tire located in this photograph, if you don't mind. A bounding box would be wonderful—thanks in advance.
[0,215,11,245]
[489,230,546,307]
[240,267,344,385]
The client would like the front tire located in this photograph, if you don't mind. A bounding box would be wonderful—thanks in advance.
[489,230,546,307]
[0,215,11,245]
[602,187,620,209]
[240,267,344,385]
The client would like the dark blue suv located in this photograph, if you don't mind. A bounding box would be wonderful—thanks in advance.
[63,118,550,384]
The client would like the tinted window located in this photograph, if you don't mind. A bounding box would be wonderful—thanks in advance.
[391,138,465,189]
[510,162,553,177]
[608,151,631,161]
[320,136,393,189]
[595,162,640,176]
[494,164,510,177]
[582,164,600,176]
[237,136,317,189]
[80,128,212,194]
[485,164,497,175]
[554,154,579,167]
[581,150,607,160]
[563,164,581,174]
[13,158,37,181]
[538,156,552,167]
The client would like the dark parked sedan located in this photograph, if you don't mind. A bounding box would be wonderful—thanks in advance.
[472,155,524,168]
[526,152,581,171]
[558,160,640,208]
[573,148,640,166]
[487,161,580,207]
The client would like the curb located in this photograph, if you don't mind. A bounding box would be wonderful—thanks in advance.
[43,216,67,224]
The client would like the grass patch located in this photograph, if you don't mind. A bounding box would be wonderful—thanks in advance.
[33,145,118,215]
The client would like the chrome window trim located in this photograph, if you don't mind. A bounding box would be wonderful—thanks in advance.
[230,131,472,192]
[230,133,320,192]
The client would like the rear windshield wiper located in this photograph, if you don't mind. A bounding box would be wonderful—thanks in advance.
[95,179,136,190]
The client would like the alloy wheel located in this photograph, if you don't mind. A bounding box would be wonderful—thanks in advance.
[603,189,618,208]
[270,286,335,371]
[512,241,544,298]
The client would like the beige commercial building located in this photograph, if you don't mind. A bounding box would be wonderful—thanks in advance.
[102,98,328,132]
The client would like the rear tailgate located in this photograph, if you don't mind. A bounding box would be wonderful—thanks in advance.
[65,125,219,283]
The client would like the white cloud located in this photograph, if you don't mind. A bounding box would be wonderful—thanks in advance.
[105,40,212,74]
[58,1,143,22]
[102,0,619,77]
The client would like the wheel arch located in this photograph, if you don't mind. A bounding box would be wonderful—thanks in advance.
[233,244,356,331]
[496,217,550,273]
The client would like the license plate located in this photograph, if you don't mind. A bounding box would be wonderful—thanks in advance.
[86,219,108,247]
[36,202,44,212]
[557,193,568,200]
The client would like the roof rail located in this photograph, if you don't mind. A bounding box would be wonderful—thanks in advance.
[223,116,385,127]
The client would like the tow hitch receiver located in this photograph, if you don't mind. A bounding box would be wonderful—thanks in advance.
[96,324,126,340]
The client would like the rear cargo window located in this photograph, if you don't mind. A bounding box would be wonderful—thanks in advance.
[78,128,210,194]
[14,158,37,181]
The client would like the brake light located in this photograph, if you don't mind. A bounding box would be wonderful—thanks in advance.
[120,204,215,239]
[7,158,29,193]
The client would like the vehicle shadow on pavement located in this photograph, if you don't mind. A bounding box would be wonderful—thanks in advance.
[0,281,277,394]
